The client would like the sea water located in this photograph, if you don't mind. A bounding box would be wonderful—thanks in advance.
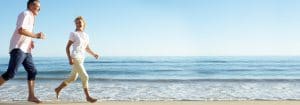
[1,56,300,102]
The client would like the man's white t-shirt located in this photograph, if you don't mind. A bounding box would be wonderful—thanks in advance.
[9,10,35,53]
[69,31,89,59]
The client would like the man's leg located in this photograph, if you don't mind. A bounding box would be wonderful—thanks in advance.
[27,80,41,103]
[0,77,5,86]
[1,49,26,86]
[22,53,41,103]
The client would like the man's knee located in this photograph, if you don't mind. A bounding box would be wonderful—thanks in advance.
[1,71,16,81]
[27,69,37,80]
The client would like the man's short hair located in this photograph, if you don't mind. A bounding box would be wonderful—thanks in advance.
[27,0,40,9]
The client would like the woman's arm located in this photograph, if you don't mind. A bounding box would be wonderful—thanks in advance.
[86,45,99,59]
[66,40,73,65]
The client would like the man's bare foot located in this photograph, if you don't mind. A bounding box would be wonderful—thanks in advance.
[28,97,42,104]
[86,97,97,103]
[55,88,60,99]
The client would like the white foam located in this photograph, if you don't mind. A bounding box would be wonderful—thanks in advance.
[1,80,300,102]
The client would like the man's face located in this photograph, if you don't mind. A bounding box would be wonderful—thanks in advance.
[29,2,40,16]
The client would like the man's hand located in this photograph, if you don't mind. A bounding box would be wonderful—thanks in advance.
[36,32,46,39]
[30,41,35,49]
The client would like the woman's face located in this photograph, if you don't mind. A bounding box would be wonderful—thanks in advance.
[75,19,85,30]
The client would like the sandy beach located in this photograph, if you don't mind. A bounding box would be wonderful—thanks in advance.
[1,101,300,105]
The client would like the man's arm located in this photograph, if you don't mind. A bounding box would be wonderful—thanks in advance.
[18,27,45,39]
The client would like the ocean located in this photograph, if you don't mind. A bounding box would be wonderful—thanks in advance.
[1,56,300,102]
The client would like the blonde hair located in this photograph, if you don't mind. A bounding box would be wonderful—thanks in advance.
[74,16,86,30]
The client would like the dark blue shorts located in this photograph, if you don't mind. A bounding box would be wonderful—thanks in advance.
[1,49,37,81]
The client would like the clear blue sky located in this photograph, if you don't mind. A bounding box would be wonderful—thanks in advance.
[1,0,300,57]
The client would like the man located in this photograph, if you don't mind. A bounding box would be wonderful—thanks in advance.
[0,0,45,103]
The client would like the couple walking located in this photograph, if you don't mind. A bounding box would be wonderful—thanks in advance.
[0,0,98,103]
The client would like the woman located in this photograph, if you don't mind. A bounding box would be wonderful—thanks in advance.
[55,16,99,103]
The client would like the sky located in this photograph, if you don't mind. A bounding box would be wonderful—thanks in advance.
[1,0,300,57]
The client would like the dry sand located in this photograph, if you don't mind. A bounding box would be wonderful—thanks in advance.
[1,101,300,105]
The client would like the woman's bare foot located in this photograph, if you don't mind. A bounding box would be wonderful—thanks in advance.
[86,97,97,103]
[28,97,42,104]
[55,88,61,99]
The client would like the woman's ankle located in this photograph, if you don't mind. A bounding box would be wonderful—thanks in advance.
[86,96,97,103]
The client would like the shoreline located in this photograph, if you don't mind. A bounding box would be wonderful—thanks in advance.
[1,80,300,101]
[1,101,300,105]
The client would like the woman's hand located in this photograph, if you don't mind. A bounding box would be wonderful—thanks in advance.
[93,53,99,59]
[69,59,73,65]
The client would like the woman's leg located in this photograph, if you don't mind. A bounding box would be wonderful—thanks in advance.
[84,88,97,103]
[54,82,67,99]
[73,58,97,103]
[55,63,78,99]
